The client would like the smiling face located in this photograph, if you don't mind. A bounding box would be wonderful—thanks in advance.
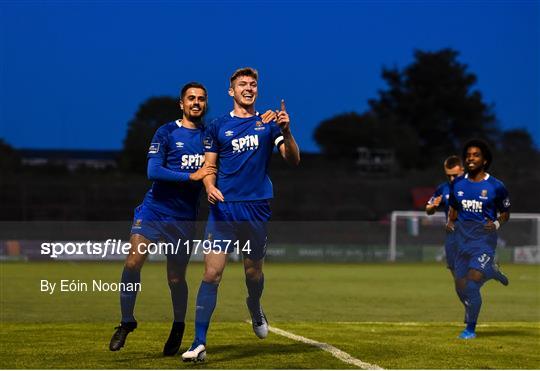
[229,75,258,108]
[465,146,487,173]
[180,87,207,121]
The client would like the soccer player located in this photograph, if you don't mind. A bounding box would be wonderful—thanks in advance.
[426,155,463,275]
[447,139,510,339]
[181,67,300,362]
[108,82,215,355]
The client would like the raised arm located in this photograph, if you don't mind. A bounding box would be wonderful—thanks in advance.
[276,99,300,166]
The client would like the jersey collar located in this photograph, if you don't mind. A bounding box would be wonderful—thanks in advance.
[230,111,259,118]
[464,173,490,180]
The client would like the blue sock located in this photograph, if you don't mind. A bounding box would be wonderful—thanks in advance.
[246,274,264,305]
[455,287,466,306]
[194,281,218,345]
[169,280,188,323]
[120,267,140,325]
[464,280,483,332]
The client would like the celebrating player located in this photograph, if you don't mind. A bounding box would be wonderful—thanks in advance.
[447,139,510,339]
[109,82,215,355]
[182,67,300,362]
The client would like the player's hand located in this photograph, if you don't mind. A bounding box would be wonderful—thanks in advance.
[260,110,277,124]
[206,185,224,204]
[432,195,442,207]
[189,165,216,181]
[275,99,290,132]
[484,218,497,232]
[446,220,455,233]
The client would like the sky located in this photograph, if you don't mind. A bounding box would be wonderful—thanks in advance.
[1,1,539,152]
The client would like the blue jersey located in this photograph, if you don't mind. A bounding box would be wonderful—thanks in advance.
[449,173,511,251]
[142,120,205,219]
[428,182,451,218]
[204,112,284,201]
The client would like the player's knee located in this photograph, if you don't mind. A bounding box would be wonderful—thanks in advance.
[467,269,484,282]
[124,257,144,271]
[244,267,262,281]
[203,267,222,284]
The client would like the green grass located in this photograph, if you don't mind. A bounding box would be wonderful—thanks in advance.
[1,261,539,368]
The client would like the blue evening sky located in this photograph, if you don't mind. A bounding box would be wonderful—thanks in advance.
[1,1,539,152]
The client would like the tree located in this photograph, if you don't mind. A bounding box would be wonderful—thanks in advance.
[370,49,498,163]
[315,48,499,168]
[120,96,179,173]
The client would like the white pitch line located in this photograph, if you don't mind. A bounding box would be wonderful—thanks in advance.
[267,324,383,370]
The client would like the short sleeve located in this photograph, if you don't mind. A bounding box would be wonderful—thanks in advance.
[495,183,511,212]
[270,121,284,148]
[203,119,219,153]
[147,127,168,159]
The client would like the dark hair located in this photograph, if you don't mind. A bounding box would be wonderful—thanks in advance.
[180,82,207,99]
[463,139,492,170]
[443,155,462,169]
[229,67,258,86]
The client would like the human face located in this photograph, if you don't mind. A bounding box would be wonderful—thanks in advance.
[465,146,486,173]
[444,165,463,183]
[180,88,207,120]
[229,76,258,107]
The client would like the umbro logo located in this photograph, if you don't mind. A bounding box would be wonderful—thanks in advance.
[225,130,234,137]
[176,142,184,148]
[457,191,464,196]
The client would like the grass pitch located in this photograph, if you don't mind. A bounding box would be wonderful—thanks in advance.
[1,261,539,369]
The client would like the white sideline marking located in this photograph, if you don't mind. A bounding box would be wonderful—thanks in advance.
[267,324,383,370]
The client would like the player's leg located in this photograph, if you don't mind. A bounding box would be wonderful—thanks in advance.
[460,268,484,339]
[244,256,268,338]
[182,251,227,362]
[162,220,193,356]
[240,200,271,339]
[445,241,466,305]
[163,258,189,356]
[109,233,149,351]
[453,251,469,327]
[490,256,509,286]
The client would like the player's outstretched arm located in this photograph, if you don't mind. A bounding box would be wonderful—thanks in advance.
[276,99,300,166]
[203,152,224,204]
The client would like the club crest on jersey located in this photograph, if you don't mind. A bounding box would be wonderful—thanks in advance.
[181,154,205,169]
[133,219,142,229]
[225,130,234,137]
[148,143,160,154]
[176,142,184,148]
[479,189,488,200]
[254,121,266,131]
[232,134,259,153]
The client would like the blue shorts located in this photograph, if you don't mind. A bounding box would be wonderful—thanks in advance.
[205,200,271,261]
[454,246,496,280]
[444,233,458,271]
[130,204,194,265]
